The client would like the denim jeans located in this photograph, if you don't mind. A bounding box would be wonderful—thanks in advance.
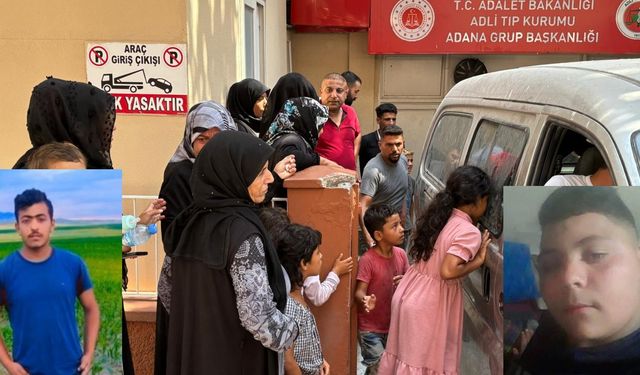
[358,331,388,375]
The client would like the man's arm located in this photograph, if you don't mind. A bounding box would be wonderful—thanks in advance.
[78,289,100,375]
[353,133,362,179]
[359,194,375,248]
[0,335,27,375]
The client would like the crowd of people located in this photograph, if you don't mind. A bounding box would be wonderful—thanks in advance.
[3,68,631,375]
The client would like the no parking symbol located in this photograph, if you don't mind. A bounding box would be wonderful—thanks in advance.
[89,46,108,66]
[163,47,183,67]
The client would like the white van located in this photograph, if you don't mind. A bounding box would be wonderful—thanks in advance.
[413,59,640,374]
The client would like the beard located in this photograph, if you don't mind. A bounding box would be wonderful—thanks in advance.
[344,95,354,106]
[387,154,400,163]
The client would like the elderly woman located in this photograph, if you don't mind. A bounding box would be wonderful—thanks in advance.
[264,97,339,198]
[163,131,298,374]
[154,101,237,375]
[14,77,116,169]
[226,78,270,136]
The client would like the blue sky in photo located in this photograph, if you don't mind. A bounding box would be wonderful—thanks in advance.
[0,170,122,221]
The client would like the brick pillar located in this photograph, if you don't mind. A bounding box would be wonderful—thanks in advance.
[285,165,359,375]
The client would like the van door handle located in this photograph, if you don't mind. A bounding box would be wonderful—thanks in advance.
[424,186,438,196]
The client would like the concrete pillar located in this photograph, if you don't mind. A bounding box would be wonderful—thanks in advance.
[285,165,359,375]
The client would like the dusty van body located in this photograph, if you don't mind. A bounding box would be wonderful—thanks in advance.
[413,59,640,374]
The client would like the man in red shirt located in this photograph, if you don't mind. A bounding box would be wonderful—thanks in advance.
[315,73,361,172]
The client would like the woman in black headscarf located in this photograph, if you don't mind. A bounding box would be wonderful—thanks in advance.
[13,77,134,373]
[259,72,319,139]
[264,97,339,198]
[154,101,237,375]
[163,131,298,374]
[14,77,116,169]
[226,78,270,136]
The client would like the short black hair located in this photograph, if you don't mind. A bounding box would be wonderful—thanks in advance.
[539,187,637,239]
[375,103,397,117]
[259,207,290,249]
[341,71,362,86]
[14,188,54,221]
[590,147,607,170]
[278,224,322,287]
[364,204,398,238]
[380,125,403,138]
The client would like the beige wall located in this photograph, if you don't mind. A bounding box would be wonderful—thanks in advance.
[0,1,187,196]
[264,0,290,87]
[1,1,291,197]
[290,32,377,131]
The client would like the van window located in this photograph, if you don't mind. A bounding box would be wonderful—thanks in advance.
[634,131,640,174]
[422,113,472,183]
[467,120,527,237]
[531,121,605,186]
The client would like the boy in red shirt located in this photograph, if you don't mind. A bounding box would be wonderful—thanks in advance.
[355,204,409,374]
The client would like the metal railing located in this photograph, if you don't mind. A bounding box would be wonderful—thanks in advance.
[122,195,162,300]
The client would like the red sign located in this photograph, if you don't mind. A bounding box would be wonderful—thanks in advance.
[112,94,188,115]
[370,0,640,54]
[290,0,369,29]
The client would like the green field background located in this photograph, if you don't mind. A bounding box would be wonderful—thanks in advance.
[0,224,122,374]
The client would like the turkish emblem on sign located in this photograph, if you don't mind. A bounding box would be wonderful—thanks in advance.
[390,0,434,42]
[617,0,640,40]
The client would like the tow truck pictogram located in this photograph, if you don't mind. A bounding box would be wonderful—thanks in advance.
[101,69,173,93]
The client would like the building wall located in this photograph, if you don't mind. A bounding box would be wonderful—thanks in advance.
[290,32,377,131]
[0,1,187,196]
[1,1,290,196]
[263,0,290,87]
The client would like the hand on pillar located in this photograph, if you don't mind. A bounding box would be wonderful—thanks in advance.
[321,359,330,375]
[274,154,297,179]
[331,253,353,277]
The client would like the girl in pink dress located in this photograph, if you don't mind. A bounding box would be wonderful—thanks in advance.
[378,165,492,375]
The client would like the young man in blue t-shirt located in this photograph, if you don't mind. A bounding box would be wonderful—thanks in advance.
[0,189,100,375]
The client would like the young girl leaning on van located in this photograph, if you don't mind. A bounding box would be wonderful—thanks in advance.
[279,224,330,375]
[378,165,492,375]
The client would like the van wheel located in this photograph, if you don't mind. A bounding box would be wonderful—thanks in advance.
[130,86,138,93]
[103,85,111,92]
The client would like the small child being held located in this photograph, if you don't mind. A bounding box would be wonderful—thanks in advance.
[355,204,409,374]
[279,224,330,375]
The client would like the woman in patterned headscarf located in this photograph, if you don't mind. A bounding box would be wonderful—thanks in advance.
[154,101,237,375]
[265,97,339,198]
[259,72,319,139]
[13,77,116,169]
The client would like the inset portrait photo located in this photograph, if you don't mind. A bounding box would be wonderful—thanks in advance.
[503,187,640,374]
[0,169,122,374]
